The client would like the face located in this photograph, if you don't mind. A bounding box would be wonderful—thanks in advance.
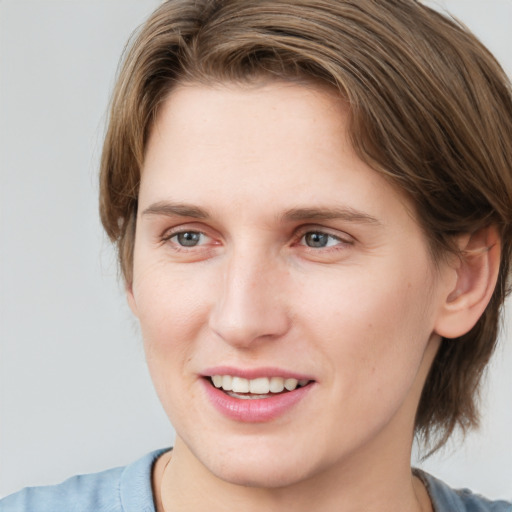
[129,82,451,488]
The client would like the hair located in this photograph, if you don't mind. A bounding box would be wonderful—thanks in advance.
[99,0,512,452]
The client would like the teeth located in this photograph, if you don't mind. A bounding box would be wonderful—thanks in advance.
[249,377,270,394]
[222,375,233,391]
[228,391,273,400]
[232,377,249,393]
[284,378,298,391]
[269,377,285,393]
[210,375,310,394]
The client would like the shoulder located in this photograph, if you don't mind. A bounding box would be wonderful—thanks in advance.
[0,466,124,512]
[415,470,512,512]
[0,449,169,512]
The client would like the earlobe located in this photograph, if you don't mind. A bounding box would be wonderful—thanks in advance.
[434,226,501,339]
[126,282,139,318]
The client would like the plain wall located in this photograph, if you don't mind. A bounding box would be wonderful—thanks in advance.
[1,0,511,500]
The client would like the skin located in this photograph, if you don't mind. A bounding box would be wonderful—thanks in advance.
[127,81,466,512]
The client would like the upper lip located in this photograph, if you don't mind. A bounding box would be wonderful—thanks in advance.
[200,366,316,381]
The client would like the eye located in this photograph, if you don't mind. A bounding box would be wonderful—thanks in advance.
[301,231,342,248]
[160,226,220,261]
[169,231,207,247]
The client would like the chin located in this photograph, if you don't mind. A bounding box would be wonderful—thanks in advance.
[210,457,311,489]
[193,436,319,489]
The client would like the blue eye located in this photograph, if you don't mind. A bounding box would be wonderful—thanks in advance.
[172,231,205,247]
[302,232,340,248]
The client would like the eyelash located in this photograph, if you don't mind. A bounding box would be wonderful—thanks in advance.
[296,230,350,250]
[162,229,212,251]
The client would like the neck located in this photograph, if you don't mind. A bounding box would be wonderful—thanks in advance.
[155,434,431,512]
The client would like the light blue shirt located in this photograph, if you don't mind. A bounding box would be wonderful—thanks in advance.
[0,450,164,512]
[1,449,510,511]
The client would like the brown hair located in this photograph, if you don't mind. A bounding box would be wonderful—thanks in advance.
[99,0,512,452]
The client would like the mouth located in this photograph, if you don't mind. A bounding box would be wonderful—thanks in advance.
[206,375,313,400]
[201,370,316,422]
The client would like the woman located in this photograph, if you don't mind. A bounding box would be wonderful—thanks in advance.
[2,1,511,511]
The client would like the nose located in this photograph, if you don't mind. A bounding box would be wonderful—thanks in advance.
[208,248,290,348]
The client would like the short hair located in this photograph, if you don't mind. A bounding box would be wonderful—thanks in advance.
[99,0,512,452]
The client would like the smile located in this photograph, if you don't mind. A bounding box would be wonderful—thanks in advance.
[210,375,311,397]
[202,371,315,422]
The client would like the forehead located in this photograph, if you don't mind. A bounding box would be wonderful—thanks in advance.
[148,81,349,170]
[141,81,414,227]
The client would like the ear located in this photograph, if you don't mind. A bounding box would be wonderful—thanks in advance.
[434,225,501,339]
[126,281,139,318]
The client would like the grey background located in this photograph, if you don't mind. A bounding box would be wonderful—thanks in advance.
[1,0,511,500]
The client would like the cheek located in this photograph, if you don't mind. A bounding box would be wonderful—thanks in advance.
[296,260,436,395]
[133,274,211,429]
[131,260,215,390]
[133,256,213,332]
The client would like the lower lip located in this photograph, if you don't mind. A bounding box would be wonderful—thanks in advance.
[201,379,314,422]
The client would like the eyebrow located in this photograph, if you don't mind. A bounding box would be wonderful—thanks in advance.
[281,207,381,225]
[142,201,210,219]
[141,201,381,226]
